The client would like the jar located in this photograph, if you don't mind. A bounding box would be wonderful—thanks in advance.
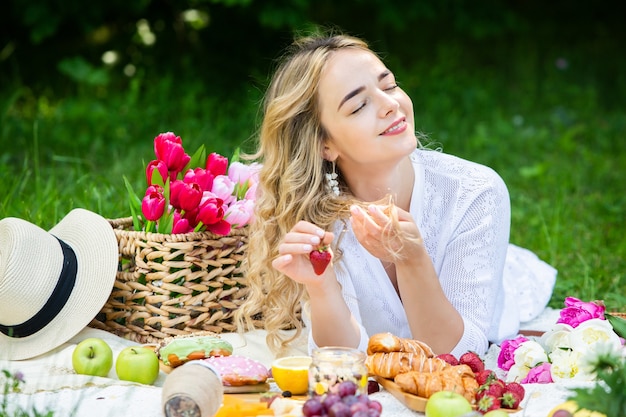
[308,346,368,396]
[161,361,224,417]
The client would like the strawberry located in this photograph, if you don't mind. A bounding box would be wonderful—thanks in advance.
[476,380,505,401]
[501,382,525,409]
[309,245,331,275]
[474,369,497,386]
[504,381,525,400]
[459,351,485,374]
[501,392,521,409]
[436,353,459,366]
[476,394,501,413]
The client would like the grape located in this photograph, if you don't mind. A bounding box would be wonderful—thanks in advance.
[342,395,359,407]
[323,393,342,412]
[352,412,369,417]
[367,400,382,413]
[551,411,574,417]
[355,394,369,404]
[367,380,380,395]
[336,380,358,397]
[302,398,324,417]
[328,402,351,417]
[349,402,369,414]
[366,408,381,417]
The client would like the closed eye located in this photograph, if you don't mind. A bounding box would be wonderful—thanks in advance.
[350,101,367,114]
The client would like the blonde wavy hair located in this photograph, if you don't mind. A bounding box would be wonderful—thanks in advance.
[234,34,372,354]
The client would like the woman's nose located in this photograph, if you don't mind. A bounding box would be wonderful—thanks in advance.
[377,91,400,117]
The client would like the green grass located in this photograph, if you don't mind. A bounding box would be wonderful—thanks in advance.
[1,40,624,312]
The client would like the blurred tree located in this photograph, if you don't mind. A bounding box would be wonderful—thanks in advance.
[1,0,624,106]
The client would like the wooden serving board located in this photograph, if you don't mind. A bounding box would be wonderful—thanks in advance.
[375,376,428,412]
[374,376,521,414]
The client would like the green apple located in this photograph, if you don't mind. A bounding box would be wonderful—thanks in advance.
[425,390,473,417]
[115,346,160,385]
[72,337,113,377]
[484,410,510,417]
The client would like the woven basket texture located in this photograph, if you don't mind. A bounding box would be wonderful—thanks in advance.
[89,217,255,344]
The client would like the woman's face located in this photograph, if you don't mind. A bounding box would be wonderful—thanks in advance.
[318,48,417,171]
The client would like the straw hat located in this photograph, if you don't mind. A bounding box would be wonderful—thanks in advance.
[0,208,118,360]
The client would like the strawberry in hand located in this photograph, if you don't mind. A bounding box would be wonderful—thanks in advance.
[309,245,331,275]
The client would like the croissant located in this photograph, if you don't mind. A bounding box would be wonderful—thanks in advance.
[394,364,479,404]
[366,351,449,379]
[367,332,435,357]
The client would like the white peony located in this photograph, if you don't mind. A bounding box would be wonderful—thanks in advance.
[513,340,549,368]
[568,318,622,353]
[505,362,531,383]
[540,323,574,352]
[549,348,595,381]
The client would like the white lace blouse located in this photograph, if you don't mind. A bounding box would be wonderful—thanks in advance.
[305,148,557,357]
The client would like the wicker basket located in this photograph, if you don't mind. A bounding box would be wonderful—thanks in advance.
[89,217,255,344]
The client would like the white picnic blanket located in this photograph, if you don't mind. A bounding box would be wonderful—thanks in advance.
[0,308,590,417]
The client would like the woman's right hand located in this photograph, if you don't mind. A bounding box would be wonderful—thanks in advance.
[271,220,336,287]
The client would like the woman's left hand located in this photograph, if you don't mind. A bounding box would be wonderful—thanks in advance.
[350,204,423,263]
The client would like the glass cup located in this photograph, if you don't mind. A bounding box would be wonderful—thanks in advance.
[308,346,368,396]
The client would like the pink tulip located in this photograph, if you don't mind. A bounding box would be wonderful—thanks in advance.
[184,167,215,192]
[244,181,258,201]
[170,180,202,212]
[172,215,193,234]
[225,199,255,228]
[154,132,191,179]
[206,152,228,176]
[196,197,231,235]
[227,161,254,184]
[181,208,199,229]
[197,197,225,225]
[211,175,236,205]
[146,160,169,185]
[141,186,166,221]
[169,180,183,208]
[206,219,231,236]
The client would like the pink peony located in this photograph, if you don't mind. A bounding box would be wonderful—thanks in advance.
[521,362,553,384]
[497,336,530,371]
[557,297,606,328]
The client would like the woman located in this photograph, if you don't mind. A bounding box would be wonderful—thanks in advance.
[235,32,556,357]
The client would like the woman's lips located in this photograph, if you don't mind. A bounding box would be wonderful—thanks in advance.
[380,118,407,135]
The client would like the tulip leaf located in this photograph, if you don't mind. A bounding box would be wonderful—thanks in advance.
[150,168,165,187]
[158,210,173,234]
[231,147,241,162]
[123,176,143,231]
[187,144,206,172]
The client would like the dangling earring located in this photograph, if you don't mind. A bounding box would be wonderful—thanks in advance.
[325,160,340,196]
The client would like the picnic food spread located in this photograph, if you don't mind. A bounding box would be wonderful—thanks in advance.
[365,332,524,414]
[146,330,530,415]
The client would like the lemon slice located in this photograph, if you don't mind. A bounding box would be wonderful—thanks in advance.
[271,355,312,395]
